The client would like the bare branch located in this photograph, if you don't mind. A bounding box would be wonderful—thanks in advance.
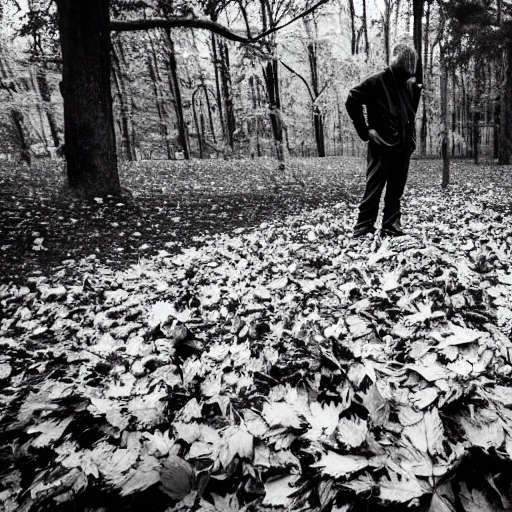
[235,0,253,39]
[110,16,252,43]
[110,0,330,44]
[280,59,314,101]
[256,0,329,41]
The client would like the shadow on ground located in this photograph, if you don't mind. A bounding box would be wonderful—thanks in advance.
[1,183,356,284]
[2,156,511,284]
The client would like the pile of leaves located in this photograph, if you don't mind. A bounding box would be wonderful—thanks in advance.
[1,160,512,511]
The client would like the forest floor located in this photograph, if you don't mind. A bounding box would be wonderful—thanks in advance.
[1,156,512,512]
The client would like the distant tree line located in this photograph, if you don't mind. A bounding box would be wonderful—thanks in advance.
[0,0,511,194]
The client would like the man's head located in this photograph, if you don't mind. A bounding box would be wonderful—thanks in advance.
[390,43,417,79]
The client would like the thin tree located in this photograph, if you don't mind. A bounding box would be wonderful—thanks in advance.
[440,44,449,187]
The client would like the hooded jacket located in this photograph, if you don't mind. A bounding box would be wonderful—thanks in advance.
[345,67,422,153]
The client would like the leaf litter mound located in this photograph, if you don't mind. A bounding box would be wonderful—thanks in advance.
[1,169,512,511]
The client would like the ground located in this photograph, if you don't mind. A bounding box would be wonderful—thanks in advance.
[1,157,512,512]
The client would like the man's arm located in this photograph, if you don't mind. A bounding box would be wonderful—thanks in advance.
[345,77,374,141]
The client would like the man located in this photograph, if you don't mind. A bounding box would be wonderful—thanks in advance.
[345,43,422,237]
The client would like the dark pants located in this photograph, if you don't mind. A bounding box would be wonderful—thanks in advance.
[355,141,411,232]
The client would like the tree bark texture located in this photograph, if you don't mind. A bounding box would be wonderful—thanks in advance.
[419,0,429,156]
[348,0,357,55]
[220,41,236,149]
[413,0,424,84]
[362,0,369,59]
[55,0,120,195]
[440,46,450,188]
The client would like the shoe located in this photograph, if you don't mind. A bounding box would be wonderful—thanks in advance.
[353,226,376,238]
[381,226,405,237]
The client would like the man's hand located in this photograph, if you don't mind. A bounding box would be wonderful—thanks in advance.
[368,128,393,147]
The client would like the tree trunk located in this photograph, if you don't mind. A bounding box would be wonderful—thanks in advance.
[413,0,424,84]
[11,110,32,166]
[55,0,120,196]
[362,0,369,59]
[248,74,259,158]
[440,46,450,188]
[192,94,203,158]
[146,38,172,159]
[348,0,357,55]
[262,58,285,164]
[211,33,225,139]
[112,39,137,161]
[112,37,137,161]
[313,107,325,157]
[256,76,263,157]
[165,29,190,160]
[202,83,216,144]
[36,68,61,149]
[451,68,456,157]
[499,38,512,164]
[383,0,391,65]
[473,62,482,164]
[419,1,429,156]
[304,17,325,157]
[220,41,236,150]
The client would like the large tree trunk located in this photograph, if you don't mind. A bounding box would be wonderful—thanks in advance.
[440,46,450,188]
[499,38,512,164]
[55,0,120,196]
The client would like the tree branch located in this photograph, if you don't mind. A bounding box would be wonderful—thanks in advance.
[110,16,252,43]
[110,0,330,43]
[254,0,329,41]
[280,60,314,101]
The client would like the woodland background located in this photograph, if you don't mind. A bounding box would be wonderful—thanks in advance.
[0,0,511,167]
